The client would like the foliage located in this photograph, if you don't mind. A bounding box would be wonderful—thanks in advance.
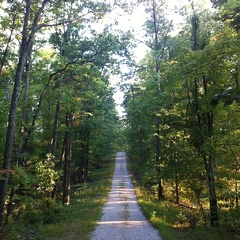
[1,0,240,237]
[134,177,240,240]
[0,0,130,235]
[2,155,115,240]
[123,0,240,231]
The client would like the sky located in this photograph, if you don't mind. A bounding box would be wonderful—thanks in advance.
[104,0,213,116]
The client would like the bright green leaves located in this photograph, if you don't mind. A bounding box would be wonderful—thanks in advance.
[0,0,131,232]
[220,0,240,30]
[124,0,240,228]
[34,154,61,195]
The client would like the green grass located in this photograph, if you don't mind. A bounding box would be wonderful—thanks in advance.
[3,159,115,240]
[134,186,240,240]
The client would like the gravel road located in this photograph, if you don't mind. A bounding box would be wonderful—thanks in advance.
[90,152,162,240]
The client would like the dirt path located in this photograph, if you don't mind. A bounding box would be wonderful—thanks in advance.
[90,152,162,240]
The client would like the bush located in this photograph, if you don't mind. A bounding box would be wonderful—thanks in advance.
[38,198,67,224]
[21,209,43,227]
[19,198,67,227]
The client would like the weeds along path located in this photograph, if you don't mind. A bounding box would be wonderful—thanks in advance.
[90,152,162,240]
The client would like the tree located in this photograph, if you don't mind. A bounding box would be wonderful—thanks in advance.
[134,0,173,199]
[0,0,132,234]
[0,0,51,235]
[124,0,240,228]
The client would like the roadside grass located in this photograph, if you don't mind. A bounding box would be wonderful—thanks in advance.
[134,185,240,240]
[3,157,115,240]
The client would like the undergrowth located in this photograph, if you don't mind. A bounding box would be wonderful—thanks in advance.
[132,178,240,240]
[3,157,115,240]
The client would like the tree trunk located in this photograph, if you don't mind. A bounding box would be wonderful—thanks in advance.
[0,16,16,101]
[51,73,64,157]
[175,172,180,204]
[130,85,145,165]
[84,130,90,180]
[203,75,219,226]
[62,132,71,205]
[62,112,73,205]
[152,0,164,200]
[0,1,32,235]
[51,99,61,200]
[0,1,50,235]
[52,100,60,157]
[18,42,33,167]
[204,154,219,226]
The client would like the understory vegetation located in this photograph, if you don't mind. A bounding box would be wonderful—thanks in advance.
[130,164,240,240]
[3,156,115,240]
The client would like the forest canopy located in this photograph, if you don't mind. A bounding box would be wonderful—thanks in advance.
[123,0,240,230]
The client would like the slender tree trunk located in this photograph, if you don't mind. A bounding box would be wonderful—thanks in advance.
[51,99,61,200]
[17,42,33,167]
[0,1,32,235]
[52,100,61,157]
[62,112,73,205]
[51,73,64,157]
[130,85,145,165]
[152,0,164,199]
[175,172,180,204]
[204,154,218,226]
[22,44,32,130]
[203,75,219,226]
[0,16,16,101]
[0,1,50,235]
[62,132,71,205]
[53,133,65,199]
[84,130,90,180]
[206,122,218,226]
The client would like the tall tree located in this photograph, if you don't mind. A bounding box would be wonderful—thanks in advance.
[0,0,132,234]
[0,0,51,235]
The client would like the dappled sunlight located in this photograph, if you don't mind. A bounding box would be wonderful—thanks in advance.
[98,220,150,226]
[91,152,161,240]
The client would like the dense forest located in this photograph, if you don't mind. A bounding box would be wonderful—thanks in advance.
[123,0,240,233]
[0,0,130,237]
[0,0,240,238]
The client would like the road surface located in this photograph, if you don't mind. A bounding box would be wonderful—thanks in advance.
[90,152,162,240]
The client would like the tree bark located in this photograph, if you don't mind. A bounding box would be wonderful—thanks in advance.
[152,0,164,199]
[62,112,73,205]
[0,0,50,236]
[0,1,32,235]
[0,16,16,101]
[203,75,219,226]
[130,85,145,165]
[84,130,90,181]
[51,99,61,200]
